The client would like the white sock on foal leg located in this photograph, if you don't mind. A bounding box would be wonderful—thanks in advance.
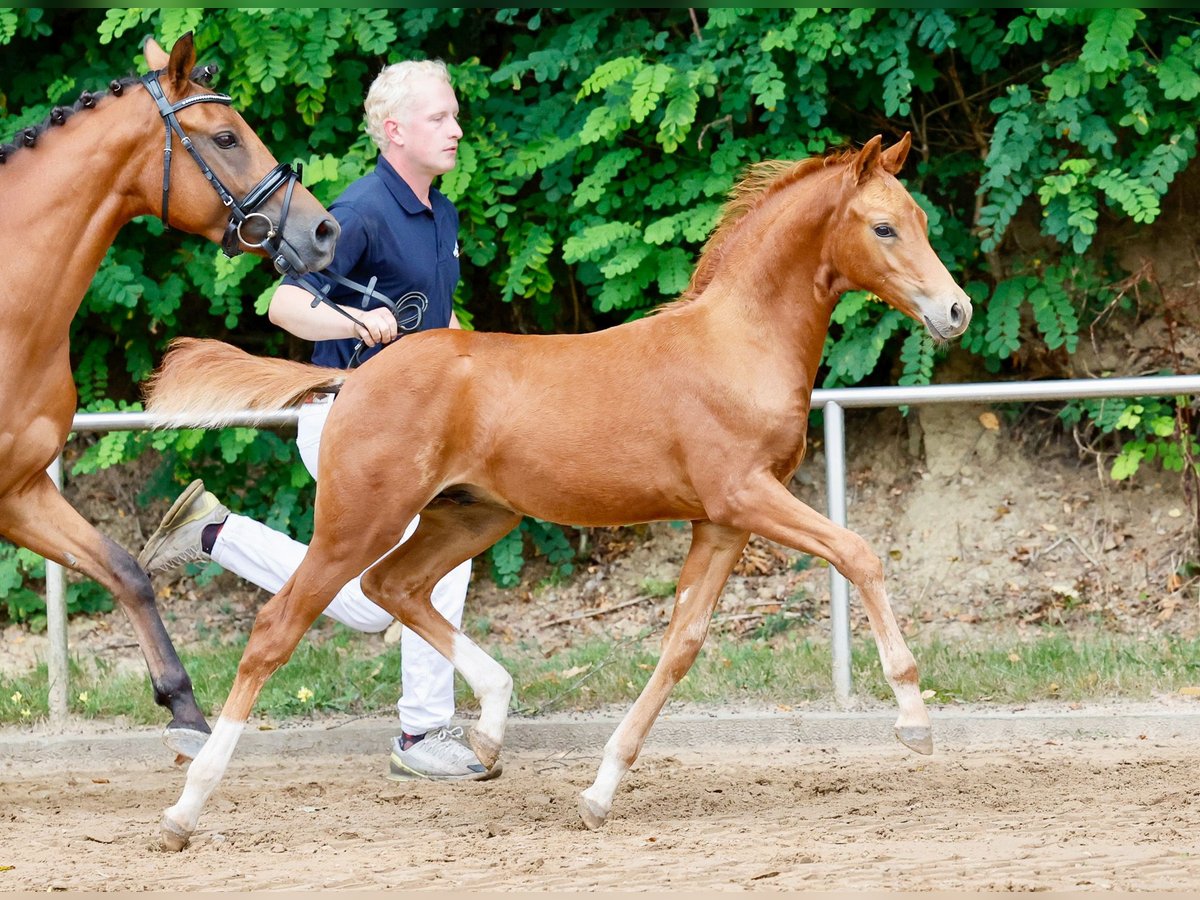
[161,716,245,850]
[451,632,511,767]
[579,728,632,829]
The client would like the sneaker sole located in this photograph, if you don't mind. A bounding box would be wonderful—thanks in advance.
[387,756,503,783]
[137,479,209,572]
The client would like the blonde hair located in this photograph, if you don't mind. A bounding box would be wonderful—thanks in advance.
[363,59,452,152]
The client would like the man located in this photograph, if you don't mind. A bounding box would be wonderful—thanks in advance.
[138,59,493,782]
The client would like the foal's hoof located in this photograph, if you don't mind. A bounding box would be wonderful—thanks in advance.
[578,793,610,830]
[162,726,209,762]
[894,724,934,755]
[159,816,191,852]
[468,728,502,771]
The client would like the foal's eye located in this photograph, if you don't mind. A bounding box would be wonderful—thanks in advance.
[213,132,238,150]
[873,224,896,238]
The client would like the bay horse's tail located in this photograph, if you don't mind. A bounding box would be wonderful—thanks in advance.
[144,338,346,429]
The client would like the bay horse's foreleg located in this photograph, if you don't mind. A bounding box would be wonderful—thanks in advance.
[0,474,209,756]
[360,501,523,770]
[712,475,932,754]
[580,521,749,829]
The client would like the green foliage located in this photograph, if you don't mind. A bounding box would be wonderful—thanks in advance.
[1,9,1197,610]
[489,518,576,588]
[1060,393,1199,483]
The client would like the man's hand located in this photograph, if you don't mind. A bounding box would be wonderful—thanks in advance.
[355,306,399,347]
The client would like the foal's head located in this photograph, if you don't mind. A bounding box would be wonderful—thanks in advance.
[139,34,338,273]
[830,134,971,342]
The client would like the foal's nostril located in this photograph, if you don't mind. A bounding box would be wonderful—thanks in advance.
[949,302,964,327]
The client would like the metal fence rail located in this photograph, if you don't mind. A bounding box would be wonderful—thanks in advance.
[41,373,1200,720]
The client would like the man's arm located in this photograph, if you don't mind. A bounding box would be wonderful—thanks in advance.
[268,283,399,348]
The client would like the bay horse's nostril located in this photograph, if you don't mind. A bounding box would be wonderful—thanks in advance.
[949,302,964,328]
[313,217,339,251]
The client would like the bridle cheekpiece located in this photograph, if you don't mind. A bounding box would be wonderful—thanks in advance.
[140,69,302,274]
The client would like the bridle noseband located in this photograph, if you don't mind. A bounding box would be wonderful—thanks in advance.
[141,70,302,274]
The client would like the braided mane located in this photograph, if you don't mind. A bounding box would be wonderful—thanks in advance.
[0,65,217,165]
[680,148,857,302]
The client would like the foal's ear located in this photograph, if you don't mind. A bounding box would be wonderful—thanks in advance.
[880,132,912,175]
[854,135,884,184]
[165,32,197,93]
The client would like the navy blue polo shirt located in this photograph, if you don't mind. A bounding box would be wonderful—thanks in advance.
[283,156,460,369]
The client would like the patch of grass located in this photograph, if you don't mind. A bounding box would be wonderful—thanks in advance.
[4,628,1200,726]
[640,578,677,598]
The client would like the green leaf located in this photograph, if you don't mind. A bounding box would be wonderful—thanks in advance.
[0,9,17,44]
[629,63,672,123]
[577,55,642,98]
[1079,9,1142,75]
[655,248,693,297]
[1158,40,1200,102]
[440,140,477,203]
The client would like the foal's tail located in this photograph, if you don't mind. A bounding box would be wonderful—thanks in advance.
[144,338,346,429]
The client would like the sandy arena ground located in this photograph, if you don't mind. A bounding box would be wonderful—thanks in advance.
[3,715,1199,892]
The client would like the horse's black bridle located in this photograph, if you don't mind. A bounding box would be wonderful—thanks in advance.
[141,71,302,274]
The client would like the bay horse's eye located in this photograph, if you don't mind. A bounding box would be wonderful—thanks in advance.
[873,224,896,238]
[213,133,238,150]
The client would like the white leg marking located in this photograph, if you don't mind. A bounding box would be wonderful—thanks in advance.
[582,750,628,813]
[678,587,691,606]
[452,632,512,746]
[163,716,245,835]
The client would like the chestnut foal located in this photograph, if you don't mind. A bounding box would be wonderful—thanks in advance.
[146,134,970,848]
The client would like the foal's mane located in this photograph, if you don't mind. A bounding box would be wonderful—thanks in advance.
[0,64,218,165]
[679,148,858,302]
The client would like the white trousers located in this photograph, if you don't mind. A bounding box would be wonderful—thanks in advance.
[210,394,471,735]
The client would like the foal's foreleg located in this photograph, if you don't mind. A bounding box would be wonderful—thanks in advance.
[0,476,209,757]
[580,521,748,829]
[360,502,523,770]
[715,476,931,753]
[160,566,350,851]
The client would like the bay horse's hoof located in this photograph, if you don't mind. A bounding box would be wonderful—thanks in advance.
[159,815,191,852]
[894,724,934,755]
[162,725,209,761]
[578,793,610,830]
[467,728,502,771]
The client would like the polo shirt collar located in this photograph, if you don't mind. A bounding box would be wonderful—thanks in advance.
[376,156,431,216]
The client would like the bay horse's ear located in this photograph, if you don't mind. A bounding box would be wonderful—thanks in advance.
[880,132,912,175]
[165,32,197,93]
[854,135,884,184]
[143,37,169,71]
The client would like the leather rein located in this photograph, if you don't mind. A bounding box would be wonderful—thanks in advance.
[141,70,301,274]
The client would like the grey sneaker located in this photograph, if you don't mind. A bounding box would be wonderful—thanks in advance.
[388,726,501,782]
[137,479,229,574]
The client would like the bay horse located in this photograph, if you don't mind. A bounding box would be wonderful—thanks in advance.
[146,134,971,849]
[0,33,338,759]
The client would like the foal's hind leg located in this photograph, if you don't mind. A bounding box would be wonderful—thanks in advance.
[714,474,932,754]
[580,521,749,829]
[0,475,209,756]
[360,501,523,769]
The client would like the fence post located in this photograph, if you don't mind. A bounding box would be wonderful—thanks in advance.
[46,454,69,725]
[823,401,852,706]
